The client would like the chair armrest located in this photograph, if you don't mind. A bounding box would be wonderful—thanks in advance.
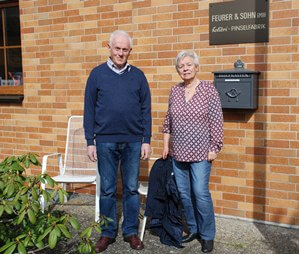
[41,153,62,175]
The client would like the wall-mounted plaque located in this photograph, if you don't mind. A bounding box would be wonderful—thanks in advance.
[209,0,269,45]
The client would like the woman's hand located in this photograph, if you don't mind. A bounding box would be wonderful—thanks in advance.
[208,151,217,161]
[162,146,169,159]
[162,133,171,159]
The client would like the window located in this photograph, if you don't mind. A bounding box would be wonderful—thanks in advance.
[0,0,23,102]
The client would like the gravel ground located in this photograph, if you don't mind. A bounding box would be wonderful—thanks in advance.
[38,193,299,254]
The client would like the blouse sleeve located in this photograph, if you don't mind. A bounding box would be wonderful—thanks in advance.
[162,87,173,134]
[208,82,224,153]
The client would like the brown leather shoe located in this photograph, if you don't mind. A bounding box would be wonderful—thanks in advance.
[124,235,144,250]
[95,237,115,253]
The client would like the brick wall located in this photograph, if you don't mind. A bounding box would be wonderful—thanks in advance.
[0,0,297,226]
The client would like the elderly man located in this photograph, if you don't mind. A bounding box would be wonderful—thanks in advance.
[84,30,151,252]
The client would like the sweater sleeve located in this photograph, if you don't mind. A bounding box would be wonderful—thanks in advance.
[162,87,173,134]
[208,82,224,153]
[140,72,152,144]
[83,69,97,146]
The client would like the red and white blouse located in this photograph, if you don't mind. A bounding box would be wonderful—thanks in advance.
[163,80,223,162]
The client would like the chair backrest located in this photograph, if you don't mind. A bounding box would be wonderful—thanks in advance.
[64,116,97,175]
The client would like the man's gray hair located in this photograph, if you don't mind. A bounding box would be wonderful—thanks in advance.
[109,30,133,48]
[175,50,199,70]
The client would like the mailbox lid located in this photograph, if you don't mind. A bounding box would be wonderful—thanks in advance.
[213,59,260,76]
[213,68,260,75]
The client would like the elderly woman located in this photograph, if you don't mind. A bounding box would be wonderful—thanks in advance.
[162,50,223,253]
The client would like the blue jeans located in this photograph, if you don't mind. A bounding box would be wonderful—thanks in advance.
[96,142,141,238]
[172,159,215,240]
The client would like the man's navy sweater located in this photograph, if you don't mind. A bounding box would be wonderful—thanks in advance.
[84,63,151,146]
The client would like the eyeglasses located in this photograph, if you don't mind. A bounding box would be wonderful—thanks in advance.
[112,47,130,54]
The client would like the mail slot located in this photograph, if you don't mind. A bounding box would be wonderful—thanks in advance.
[213,60,260,109]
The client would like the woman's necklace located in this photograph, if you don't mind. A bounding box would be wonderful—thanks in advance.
[185,80,198,94]
[184,80,199,102]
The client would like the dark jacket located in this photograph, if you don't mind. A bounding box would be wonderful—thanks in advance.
[145,157,183,248]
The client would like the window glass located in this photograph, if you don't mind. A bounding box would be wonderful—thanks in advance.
[0,12,3,46]
[0,2,23,90]
[5,6,20,46]
[6,48,22,86]
[0,49,4,85]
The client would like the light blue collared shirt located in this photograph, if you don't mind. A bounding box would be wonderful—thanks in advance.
[107,57,131,75]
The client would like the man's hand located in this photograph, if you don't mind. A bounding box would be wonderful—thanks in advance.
[208,151,217,162]
[141,143,151,160]
[87,145,97,162]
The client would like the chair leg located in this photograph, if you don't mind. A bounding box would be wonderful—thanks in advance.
[140,215,147,241]
[120,213,124,224]
[95,182,100,222]
[95,169,100,222]
[40,195,45,212]
[61,183,68,202]
[40,182,46,212]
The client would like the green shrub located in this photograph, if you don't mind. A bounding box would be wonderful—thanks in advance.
[0,153,107,254]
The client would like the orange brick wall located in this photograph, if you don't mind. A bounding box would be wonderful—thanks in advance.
[0,0,298,226]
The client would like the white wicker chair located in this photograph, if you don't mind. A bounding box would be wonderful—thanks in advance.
[40,116,100,221]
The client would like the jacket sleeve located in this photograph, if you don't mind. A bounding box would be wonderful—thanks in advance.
[83,69,97,146]
[140,72,152,144]
[208,82,224,153]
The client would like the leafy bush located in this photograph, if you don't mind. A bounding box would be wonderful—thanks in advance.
[0,153,107,254]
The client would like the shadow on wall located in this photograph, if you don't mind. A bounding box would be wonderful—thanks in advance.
[222,107,267,239]
[222,46,295,254]
[251,41,299,254]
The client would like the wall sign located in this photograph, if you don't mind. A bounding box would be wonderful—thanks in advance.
[209,0,269,45]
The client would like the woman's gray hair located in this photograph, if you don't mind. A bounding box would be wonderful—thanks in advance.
[175,50,199,70]
[109,30,133,49]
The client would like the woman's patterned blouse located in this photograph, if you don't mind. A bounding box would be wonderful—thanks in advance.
[163,80,224,162]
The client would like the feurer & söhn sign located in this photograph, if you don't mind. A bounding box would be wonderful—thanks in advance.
[209,0,269,45]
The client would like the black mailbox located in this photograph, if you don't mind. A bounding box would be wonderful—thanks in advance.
[213,60,260,109]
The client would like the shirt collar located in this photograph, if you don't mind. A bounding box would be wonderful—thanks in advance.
[107,57,131,75]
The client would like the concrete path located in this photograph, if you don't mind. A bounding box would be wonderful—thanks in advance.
[45,194,298,254]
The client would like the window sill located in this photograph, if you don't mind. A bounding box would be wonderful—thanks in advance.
[0,86,24,103]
